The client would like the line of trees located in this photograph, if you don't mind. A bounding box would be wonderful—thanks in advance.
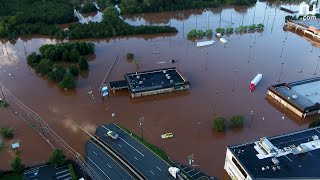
[27,42,94,90]
[187,29,213,39]
[118,0,257,14]
[215,23,264,35]
[212,115,245,132]
[0,1,177,40]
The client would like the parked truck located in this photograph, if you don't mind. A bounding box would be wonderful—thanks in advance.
[250,74,262,92]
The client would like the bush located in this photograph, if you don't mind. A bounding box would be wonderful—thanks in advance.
[216,27,225,34]
[230,115,245,128]
[69,64,79,76]
[0,127,14,139]
[78,57,89,70]
[68,164,77,180]
[49,149,66,168]
[35,59,53,75]
[47,64,66,82]
[212,117,226,132]
[226,27,234,34]
[27,52,41,67]
[11,157,25,173]
[127,53,134,60]
[1,100,9,108]
[58,72,76,90]
[309,117,320,128]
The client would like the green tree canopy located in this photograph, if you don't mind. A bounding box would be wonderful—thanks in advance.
[212,117,226,132]
[230,115,245,128]
[11,157,25,173]
[48,64,66,82]
[69,64,79,76]
[0,127,14,139]
[79,57,89,70]
[49,149,66,168]
[309,117,320,128]
[59,72,76,90]
[35,59,53,75]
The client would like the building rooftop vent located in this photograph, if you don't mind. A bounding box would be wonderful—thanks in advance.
[272,157,279,165]
[312,135,319,141]
[292,95,298,99]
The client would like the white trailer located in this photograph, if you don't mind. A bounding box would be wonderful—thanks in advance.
[220,38,227,44]
[196,40,215,47]
[250,74,262,92]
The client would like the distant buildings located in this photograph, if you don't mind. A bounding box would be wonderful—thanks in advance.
[299,2,317,15]
[224,127,320,179]
[267,77,320,118]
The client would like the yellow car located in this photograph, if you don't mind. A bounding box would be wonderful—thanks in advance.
[161,133,174,139]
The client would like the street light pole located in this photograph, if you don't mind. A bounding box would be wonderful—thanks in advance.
[249,110,254,128]
[313,56,320,75]
[278,62,285,82]
[248,45,253,63]
[139,117,144,140]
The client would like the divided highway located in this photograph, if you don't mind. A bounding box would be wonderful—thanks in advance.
[95,124,175,180]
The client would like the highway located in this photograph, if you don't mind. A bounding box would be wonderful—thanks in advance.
[86,140,134,180]
[96,124,175,180]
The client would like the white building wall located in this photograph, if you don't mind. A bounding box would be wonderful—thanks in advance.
[224,148,253,180]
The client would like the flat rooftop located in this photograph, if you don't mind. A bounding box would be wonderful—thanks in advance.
[268,77,320,112]
[124,67,189,93]
[229,127,320,179]
[293,19,320,29]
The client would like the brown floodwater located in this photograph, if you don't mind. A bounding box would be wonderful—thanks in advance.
[0,2,318,178]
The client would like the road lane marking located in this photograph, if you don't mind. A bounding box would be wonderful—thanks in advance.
[93,151,97,155]
[118,144,122,147]
[133,156,138,160]
[191,172,200,177]
[107,164,112,168]
[149,170,155,175]
[156,166,161,171]
[187,169,193,173]
[182,167,188,170]
[89,141,135,179]
[87,157,112,180]
[101,125,145,157]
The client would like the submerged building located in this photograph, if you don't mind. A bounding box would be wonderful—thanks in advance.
[267,77,320,118]
[109,67,190,98]
[224,127,320,180]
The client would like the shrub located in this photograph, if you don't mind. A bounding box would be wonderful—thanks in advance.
[230,115,245,128]
[309,117,320,128]
[226,27,234,34]
[27,52,41,67]
[127,53,134,59]
[49,149,66,168]
[0,127,14,139]
[11,157,25,173]
[69,64,79,76]
[1,100,9,108]
[212,117,226,132]
[256,23,264,30]
[216,27,225,34]
[78,57,89,70]
[58,72,76,90]
[206,29,213,36]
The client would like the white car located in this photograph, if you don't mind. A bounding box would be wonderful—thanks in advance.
[107,131,119,140]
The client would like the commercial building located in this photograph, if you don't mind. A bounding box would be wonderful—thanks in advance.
[267,77,320,118]
[109,67,190,98]
[224,127,320,180]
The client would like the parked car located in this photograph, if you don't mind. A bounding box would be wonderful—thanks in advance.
[107,131,119,140]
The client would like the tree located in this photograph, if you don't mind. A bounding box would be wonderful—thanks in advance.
[49,149,66,168]
[48,64,66,82]
[230,115,245,128]
[69,64,79,76]
[309,117,320,128]
[0,127,14,139]
[27,52,41,67]
[11,157,25,173]
[35,59,53,75]
[79,57,89,70]
[127,53,134,59]
[69,48,80,62]
[59,72,76,90]
[212,117,226,132]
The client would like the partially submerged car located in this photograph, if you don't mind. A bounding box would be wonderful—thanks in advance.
[161,132,174,139]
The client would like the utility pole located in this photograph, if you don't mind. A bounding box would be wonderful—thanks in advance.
[314,56,320,75]
[139,116,144,140]
[278,62,285,82]
[249,110,254,128]
[248,45,253,63]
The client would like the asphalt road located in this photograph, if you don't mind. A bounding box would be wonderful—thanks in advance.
[96,124,175,180]
[86,140,134,180]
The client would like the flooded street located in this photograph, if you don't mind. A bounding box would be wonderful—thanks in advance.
[0,2,318,178]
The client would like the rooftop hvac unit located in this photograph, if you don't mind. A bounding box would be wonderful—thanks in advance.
[139,81,143,84]
[312,135,319,141]
[170,80,174,83]
[167,76,171,79]
[163,70,167,73]
[136,75,140,79]
[272,157,279,165]
[292,95,298,99]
